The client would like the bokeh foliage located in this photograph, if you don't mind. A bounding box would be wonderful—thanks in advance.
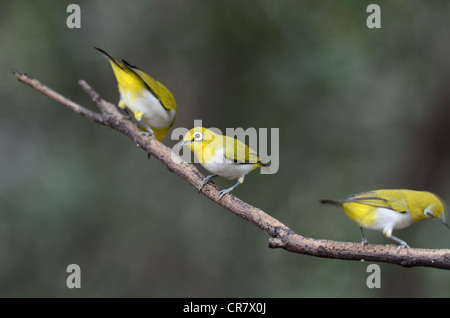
[1,0,450,297]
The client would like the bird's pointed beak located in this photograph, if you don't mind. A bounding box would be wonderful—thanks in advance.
[440,215,450,229]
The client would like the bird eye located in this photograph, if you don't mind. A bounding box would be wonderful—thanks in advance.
[424,207,434,218]
[193,132,203,141]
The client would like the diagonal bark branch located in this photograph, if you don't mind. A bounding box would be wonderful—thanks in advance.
[12,69,450,270]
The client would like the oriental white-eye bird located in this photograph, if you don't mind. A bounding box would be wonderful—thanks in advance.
[178,127,267,199]
[95,47,177,141]
[321,189,448,249]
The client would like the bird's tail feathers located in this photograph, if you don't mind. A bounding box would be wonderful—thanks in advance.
[319,199,343,207]
[95,47,123,69]
[122,59,140,70]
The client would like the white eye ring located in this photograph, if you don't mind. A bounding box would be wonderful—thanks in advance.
[424,206,434,218]
[193,132,203,141]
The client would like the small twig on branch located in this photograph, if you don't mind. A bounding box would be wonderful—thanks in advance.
[12,69,450,270]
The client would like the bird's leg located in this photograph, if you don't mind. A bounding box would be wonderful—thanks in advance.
[122,108,133,119]
[383,228,410,250]
[118,100,132,119]
[132,111,154,137]
[218,181,241,200]
[198,174,217,192]
[138,120,154,137]
[359,227,369,247]
[389,235,410,250]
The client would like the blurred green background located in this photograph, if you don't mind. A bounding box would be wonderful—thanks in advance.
[1,0,450,297]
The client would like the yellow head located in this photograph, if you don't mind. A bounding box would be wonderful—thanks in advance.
[415,192,447,224]
[384,190,446,224]
[179,127,220,164]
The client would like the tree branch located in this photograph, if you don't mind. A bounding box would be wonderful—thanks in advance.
[12,69,450,270]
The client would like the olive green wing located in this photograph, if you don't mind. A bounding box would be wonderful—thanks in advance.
[222,136,264,166]
[343,191,409,213]
[122,60,177,111]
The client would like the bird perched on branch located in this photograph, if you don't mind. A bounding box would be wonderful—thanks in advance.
[179,127,267,199]
[95,47,177,141]
[320,189,448,249]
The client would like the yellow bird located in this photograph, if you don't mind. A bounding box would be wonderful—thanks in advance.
[321,189,448,249]
[178,127,267,199]
[95,47,177,141]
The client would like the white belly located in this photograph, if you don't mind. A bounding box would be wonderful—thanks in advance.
[201,149,255,180]
[122,89,175,129]
[366,208,414,232]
